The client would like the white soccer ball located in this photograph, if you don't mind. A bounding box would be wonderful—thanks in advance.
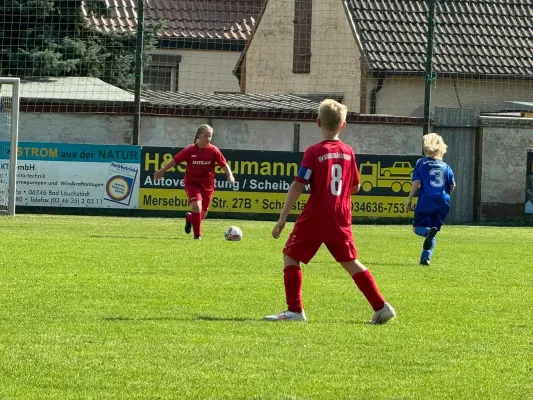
[225,225,243,241]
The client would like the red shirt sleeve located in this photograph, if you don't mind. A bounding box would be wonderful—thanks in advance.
[173,147,191,164]
[352,152,360,186]
[294,147,315,184]
[213,147,227,168]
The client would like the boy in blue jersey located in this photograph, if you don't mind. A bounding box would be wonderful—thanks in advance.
[407,133,456,266]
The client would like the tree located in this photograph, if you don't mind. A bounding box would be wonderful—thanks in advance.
[0,0,161,89]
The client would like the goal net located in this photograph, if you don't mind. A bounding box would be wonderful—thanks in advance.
[0,78,20,216]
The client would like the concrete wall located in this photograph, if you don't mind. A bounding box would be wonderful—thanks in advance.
[17,112,421,156]
[18,113,133,144]
[140,115,421,155]
[480,118,533,219]
[244,0,362,112]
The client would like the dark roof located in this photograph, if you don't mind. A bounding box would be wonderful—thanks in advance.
[82,0,266,41]
[344,0,533,77]
[138,91,321,112]
[135,90,424,124]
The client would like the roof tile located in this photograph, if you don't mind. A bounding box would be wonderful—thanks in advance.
[346,0,533,76]
[82,0,266,40]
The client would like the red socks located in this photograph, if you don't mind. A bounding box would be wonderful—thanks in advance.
[282,266,385,314]
[283,265,303,313]
[352,269,385,311]
[190,212,202,237]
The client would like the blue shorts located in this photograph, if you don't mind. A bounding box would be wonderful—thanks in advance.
[413,210,447,231]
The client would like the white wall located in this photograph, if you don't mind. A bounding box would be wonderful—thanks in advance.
[150,49,241,93]
[368,76,533,117]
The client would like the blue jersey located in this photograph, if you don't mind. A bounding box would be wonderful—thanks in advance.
[412,157,455,214]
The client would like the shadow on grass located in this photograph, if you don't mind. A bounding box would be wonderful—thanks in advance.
[89,235,188,240]
[103,315,376,324]
[103,315,259,322]
[103,316,186,321]
[196,315,258,322]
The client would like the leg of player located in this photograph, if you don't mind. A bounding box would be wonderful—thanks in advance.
[420,212,444,265]
[185,212,192,234]
[413,225,436,265]
[340,259,396,325]
[263,255,306,322]
[414,226,429,237]
[200,189,213,221]
[420,235,437,266]
[190,200,203,240]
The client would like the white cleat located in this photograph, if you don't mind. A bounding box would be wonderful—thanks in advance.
[370,303,396,325]
[264,310,307,322]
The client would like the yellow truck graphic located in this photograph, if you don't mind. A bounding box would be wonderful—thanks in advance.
[359,161,413,193]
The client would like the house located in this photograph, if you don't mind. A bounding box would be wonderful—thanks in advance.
[83,0,267,93]
[236,0,533,117]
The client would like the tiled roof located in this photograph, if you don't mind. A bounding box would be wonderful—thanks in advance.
[138,90,321,112]
[345,0,533,77]
[82,0,266,40]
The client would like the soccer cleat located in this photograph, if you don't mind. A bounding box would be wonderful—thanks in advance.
[423,227,438,250]
[264,310,307,322]
[184,212,192,234]
[193,235,201,240]
[370,302,396,325]
[420,257,430,266]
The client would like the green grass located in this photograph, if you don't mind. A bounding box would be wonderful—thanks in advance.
[0,215,532,399]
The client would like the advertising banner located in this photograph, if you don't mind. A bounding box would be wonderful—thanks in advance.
[139,147,420,218]
[0,142,141,208]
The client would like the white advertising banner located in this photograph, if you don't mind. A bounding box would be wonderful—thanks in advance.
[0,142,141,208]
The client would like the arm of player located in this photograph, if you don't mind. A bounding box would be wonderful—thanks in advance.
[406,180,420,211]
[153,159,176,181]
[272,181,305,239]
[351,184,361,194]
[222,164,235,184]
[450,184,456,194]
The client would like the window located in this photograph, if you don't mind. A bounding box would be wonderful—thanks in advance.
[143,54,181,92]
[293,0,312,73]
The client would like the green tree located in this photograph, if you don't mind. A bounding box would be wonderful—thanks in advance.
[0,0,161,89]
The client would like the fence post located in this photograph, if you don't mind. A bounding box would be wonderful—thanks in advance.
[423,0,436,135]
[132,0,145,145]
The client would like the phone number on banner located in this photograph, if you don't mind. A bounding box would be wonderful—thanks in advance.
[139,189,414,217]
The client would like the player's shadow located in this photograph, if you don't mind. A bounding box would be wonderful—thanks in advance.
[196,315,258,322]
[103,316,187,322]
[102,315,258,322]
[364,261,415,266]
[89,235,186,240]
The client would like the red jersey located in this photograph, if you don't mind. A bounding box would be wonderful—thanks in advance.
[293,140,360,241]
[173,143,227,190]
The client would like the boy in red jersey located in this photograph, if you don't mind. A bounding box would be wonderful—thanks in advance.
[264,100,396,324]
[153,124,235,239]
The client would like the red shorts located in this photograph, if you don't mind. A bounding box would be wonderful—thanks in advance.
[283,231,358,264]
[184,183,213,211]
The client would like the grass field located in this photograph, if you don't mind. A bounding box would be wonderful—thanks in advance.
[0,214,532,399]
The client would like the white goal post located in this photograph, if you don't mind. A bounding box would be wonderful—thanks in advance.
[0,77,20,216]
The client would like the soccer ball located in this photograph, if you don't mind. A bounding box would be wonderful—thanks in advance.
[225,226,243,241]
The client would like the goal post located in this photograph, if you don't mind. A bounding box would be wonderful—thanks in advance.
[0,77,20,216]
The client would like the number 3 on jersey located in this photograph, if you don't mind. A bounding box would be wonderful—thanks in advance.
[429,168,445,187]
[330,164,342,195]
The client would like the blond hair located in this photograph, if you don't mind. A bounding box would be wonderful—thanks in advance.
[318,99,347,132]
[423,133,447,160]
[193,124,213,143]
